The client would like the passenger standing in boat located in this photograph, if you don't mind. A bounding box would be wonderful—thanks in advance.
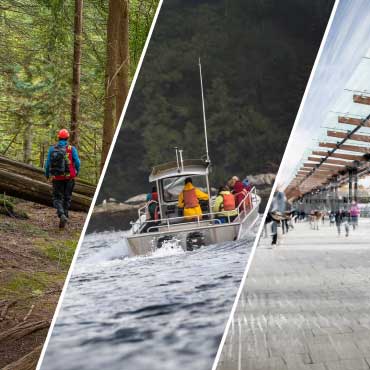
[147,187,160,220]
[227,176,238,191]
[242,178,252,191]
[233,180,251,211]
[213,186,238,223]
[178,177,209,220]
[142,187,160,233]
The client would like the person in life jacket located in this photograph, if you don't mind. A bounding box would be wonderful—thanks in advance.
[233,180,251,211]
[213,186,238,223]
[147,187,160,221]
[45,129,80,229]
[142,187,160,233]
[178,177,209,220]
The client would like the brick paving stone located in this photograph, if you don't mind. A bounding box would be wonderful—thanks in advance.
[216,220,370,370]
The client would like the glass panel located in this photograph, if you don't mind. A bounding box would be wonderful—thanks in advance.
[162,175,208,203]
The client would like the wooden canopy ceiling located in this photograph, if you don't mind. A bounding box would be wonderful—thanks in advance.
[285,93,370,200]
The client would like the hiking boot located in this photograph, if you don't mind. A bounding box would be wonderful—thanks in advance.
[59,214,68,229]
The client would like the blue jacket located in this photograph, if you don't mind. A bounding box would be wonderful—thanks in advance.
[45,139,81,178]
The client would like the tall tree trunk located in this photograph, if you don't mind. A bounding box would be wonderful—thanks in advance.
[101,0,119,171]
[23,123,33,164]
[70,0,84,147]
[101,0,130,172]
[116,0,130,123]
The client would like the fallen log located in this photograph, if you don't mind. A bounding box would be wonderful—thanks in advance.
[0,320,49,342]
[0,155,96,198]
[3,345,42,370]
[0,170,91,212]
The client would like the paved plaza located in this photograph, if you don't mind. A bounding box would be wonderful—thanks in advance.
[217,218,370,370]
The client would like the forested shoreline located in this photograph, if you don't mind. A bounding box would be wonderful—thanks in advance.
[100,0,334,202]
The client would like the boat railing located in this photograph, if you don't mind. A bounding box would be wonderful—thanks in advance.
[133,186,258,234]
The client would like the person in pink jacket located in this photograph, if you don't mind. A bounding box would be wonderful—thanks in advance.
[350,201,360,230]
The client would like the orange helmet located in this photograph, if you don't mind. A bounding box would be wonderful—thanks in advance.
[58,129,70,139]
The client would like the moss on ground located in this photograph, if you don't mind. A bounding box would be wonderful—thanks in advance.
[0,271,65,299]
[0,195,29,219]
[35,238,78,270]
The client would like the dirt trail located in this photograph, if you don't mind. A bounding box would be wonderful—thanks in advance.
[0,200,86,369]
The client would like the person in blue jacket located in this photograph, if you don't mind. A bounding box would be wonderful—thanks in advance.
[45,129,81,228]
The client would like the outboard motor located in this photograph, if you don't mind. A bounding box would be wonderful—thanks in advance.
[186,231,205,251]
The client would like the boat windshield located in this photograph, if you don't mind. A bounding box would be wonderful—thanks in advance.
[162,175,208,203]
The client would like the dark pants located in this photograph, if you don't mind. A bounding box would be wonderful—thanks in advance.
[52,179,75,218]
[272,233,277,245]
[282,219,288,234]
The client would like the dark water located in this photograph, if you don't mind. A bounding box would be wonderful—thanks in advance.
[40,222,259,370]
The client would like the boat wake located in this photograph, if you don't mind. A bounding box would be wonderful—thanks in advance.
[41,218,261,370]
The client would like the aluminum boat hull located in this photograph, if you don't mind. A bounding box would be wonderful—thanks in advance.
[126,196,260,256]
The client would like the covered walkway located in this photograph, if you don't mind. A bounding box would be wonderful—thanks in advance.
[217,219,370,370]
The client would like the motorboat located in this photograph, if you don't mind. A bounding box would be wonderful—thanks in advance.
[127,152,260,255]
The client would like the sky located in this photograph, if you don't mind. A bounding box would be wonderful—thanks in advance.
[278,0,370,190]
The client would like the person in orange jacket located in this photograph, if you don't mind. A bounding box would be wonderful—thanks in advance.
[178,177,209,220]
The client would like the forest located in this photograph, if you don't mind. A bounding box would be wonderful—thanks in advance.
[0,0,158,185]
[99,0,335,203]
[0,2,158,368]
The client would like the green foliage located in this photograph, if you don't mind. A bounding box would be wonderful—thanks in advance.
[0,271,64,298]
[0,0,158,183]
[99,0,334,202]
[36,238,78,269]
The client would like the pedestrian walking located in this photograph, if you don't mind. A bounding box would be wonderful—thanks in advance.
[343,210,350,237]
[335,210,343,236]
[350,201,360,230]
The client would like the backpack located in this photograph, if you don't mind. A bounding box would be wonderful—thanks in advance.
[50,145,70,176]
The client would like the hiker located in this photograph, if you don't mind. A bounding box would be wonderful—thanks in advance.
[45,129,80,229]
[178,177,209,220]
[213,186,237,223]
[350,201,360,230]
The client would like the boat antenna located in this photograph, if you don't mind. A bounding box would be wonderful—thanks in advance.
[199,58,210,164]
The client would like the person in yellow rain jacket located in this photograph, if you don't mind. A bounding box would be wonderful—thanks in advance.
[178,177,209,220]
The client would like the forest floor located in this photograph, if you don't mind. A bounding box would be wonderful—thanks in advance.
[0,200,86,369]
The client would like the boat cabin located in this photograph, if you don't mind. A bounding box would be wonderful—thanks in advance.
[150,157,212,222]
